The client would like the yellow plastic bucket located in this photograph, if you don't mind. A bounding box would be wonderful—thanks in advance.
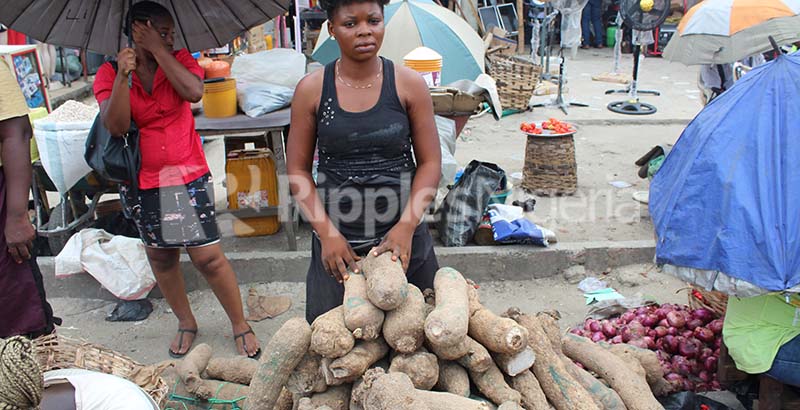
[404,47,442,87]
[202,78,237,118]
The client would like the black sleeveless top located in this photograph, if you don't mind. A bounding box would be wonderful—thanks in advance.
[316,58,416,242]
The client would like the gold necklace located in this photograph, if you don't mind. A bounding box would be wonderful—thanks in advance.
[336,59,383,89]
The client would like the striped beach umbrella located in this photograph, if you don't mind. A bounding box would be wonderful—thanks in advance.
[663,0,800,64]
[312,0,484,84]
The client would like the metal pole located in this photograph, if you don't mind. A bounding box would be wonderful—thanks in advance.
[294,1,303,53]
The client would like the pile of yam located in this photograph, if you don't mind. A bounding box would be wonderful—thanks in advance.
[160,258,670,410]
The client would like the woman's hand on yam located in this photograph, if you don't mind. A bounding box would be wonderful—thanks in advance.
[320,233,361,283]
[373,223,414,272]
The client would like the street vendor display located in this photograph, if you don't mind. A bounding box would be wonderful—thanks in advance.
[519,118,578,195]
[93,1,261,361]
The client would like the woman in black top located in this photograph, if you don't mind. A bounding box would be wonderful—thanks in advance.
[287,0,442,323]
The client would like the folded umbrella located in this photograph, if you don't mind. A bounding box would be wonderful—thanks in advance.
[2,0,290,56]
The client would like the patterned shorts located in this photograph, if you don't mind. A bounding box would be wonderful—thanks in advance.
[120,173,220,248]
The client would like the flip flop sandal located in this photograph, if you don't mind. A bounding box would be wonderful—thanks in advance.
[234,327,262,360]
[168,328,198,359]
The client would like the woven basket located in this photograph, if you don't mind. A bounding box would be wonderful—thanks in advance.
[685,286,728,318]
[521,134,578,195]
[32,334,168,406]
[486,54,542,111]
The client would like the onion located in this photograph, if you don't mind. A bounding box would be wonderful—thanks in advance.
[642,336,656,349]
[620,311,636,324]
[679,338,701,359]
[689,359,701,375]
[687,319,704,331]
[654,307,670,321]
[667,326,679,336]
[610,335,623,344]
[591,332,606,342]
[659,319,670,328]
[710,380,722,391]
[682,379,696,392]
[704,356,718,372]
[663,335,679,353]
[569,328,584,336]
[602,321,617,338]
[585,319,601,333]
[667,311,686,328]
[699,348,714,362]
[672,356,691,376]
[665,372,682,382]
[695,382,709,392]
[708,319,724,335]
[648,329,657,339]
[654,326,669,338]
[692,308,714,324]
[694,327,715,343]
[714,337,722,349]
[635,307,649,315]
[661,362,673,374]
[682,330,695,338]
[628,339,649,349]
[642,313,660,328]
[628,322,648,340]
[575,361,585,369]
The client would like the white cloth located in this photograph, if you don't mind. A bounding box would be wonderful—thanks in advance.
[43,369,158,410]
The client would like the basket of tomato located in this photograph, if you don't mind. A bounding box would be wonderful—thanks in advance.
[519,118,578,195]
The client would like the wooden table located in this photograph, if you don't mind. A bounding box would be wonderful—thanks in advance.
[194,108,299,250]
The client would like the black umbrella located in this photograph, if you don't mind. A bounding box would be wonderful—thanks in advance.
[2,0,290,56]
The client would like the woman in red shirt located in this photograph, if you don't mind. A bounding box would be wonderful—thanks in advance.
[93,1,260,359]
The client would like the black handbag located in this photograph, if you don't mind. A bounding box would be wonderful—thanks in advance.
[84,63,141,193]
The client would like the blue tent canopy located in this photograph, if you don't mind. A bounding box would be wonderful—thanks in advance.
[650,52,800,294]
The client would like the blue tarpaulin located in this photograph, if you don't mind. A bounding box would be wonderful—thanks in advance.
[650,52,800,293]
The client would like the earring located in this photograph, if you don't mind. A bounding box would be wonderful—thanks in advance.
[330,35,335,40]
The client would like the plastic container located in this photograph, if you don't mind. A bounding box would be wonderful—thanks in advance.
[225,149,280,237]
[202,78,237,118]
[606,26,617,48]
[28,107,49,163]
[488,187,512,205]
[264,34,274,50]
[404,47,442,87]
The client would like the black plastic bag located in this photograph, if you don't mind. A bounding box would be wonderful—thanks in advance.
[659,391,736,410]
[106,299,153,322]
[436,160,505,247]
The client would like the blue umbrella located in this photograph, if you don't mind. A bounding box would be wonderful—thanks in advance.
[650,52,800,296]
[312,0,485,84]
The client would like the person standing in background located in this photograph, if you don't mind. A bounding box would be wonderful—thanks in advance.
[0,55,58,339]
[581,0,604,49]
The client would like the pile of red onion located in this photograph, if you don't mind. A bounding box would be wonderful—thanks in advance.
[570,304,724,393]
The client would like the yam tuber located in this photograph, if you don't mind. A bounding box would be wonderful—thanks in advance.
[493,346,536,376]
[388,348,439,390]
[536,311,627,410]
[310,384,352,410]
[360,252,408,311]
[455,336,493,373]
[382,284,426,354]
[465,279,482,316]
[498,401,525,410]
[598,342,672,397]
[343,273,385,340]
[506,308,600,410]
[562,334,664,410]
[311,306,356,359]
[273,388,294,410]
[329,338,390,382]
[426,336,470,361]
[205,356,259,385]
[511,370,550,410]
[178,343,214,399]
[287,352,327,395]
[434,360,470,397]
[469,307,529,355]
[359,368,431,410]
[248,318,312,410]
[424,268,470,347]
[468,361,522,405]
[416,390,491,410]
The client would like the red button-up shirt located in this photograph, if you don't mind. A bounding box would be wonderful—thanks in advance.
[94,49,208,190]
